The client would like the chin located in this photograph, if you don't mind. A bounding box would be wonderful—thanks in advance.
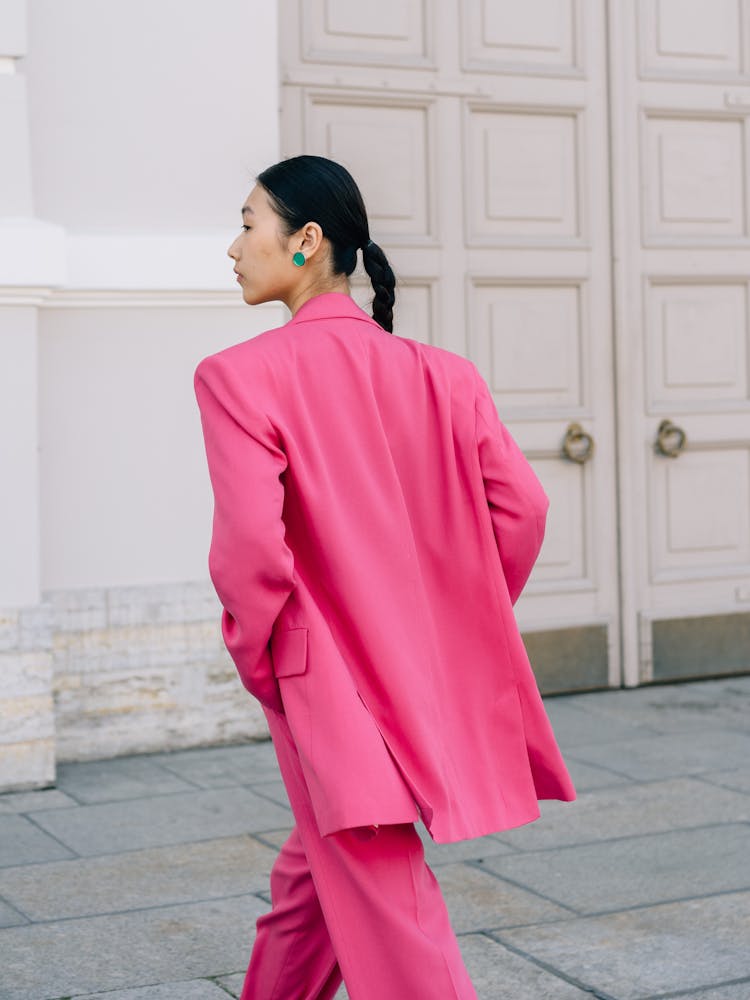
[243,288,277,307]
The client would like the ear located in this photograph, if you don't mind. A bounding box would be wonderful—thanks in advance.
[290,221,325,260]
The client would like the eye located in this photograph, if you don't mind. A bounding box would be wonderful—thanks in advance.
[241,225,252,232]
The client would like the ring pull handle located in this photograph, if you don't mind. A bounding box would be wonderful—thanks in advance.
[655,419,687,458]
[562,422,595,464]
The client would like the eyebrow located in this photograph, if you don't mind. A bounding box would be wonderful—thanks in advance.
[241,205,254,216]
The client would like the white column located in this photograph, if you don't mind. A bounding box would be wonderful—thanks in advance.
[0,0,59,789]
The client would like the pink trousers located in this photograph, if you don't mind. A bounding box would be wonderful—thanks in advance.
[240,709,478,1000]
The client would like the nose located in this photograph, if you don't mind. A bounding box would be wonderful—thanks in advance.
[227,236,240,260]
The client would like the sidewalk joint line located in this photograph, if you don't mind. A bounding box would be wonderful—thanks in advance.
[464,860,583,915]
[578,883,750,918]
[485,817,750,858]
[0,890,31,925]
[0,889,269,927]
[487,930,621,999]
[643,974,750,999]
[0,830,283,869]
[16,813,81,861]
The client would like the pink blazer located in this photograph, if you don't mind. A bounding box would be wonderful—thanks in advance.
[195,292,575,842]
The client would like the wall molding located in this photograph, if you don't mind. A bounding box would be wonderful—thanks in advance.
[41,289,248,309]
[0,224,245,293]
[0,286,281,310]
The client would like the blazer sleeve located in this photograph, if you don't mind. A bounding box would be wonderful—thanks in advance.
[194,354,295,713]
[473,368,549,605]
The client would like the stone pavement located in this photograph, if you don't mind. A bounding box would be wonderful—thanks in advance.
[1,675,749,1000]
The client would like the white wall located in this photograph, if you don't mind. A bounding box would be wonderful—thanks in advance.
[0,1,283,787]
[0,307,39,606]
[38,302,278,590]
[25,0,279,234]
[23,0,283,591]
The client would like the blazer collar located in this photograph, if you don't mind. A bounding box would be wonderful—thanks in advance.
[289,292,373,326]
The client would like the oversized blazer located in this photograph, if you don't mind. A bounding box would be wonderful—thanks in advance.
[195,292,576,842]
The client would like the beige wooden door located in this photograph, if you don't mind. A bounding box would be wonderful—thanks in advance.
[610,0,750,685]
[279,0,621,693]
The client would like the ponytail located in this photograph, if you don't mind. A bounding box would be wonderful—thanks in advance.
[362,240,395,333]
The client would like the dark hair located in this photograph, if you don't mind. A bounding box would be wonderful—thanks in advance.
[257,155,396,333]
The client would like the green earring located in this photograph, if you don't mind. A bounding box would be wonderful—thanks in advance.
[292,251,306,267]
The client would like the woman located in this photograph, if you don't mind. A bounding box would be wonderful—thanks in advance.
[194,155,576,1000]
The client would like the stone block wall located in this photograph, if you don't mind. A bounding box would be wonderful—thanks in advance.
[0,603,55,789]
[50,581,267,763]
[0,582,268,790]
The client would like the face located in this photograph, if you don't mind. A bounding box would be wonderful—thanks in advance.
[227,185,297,306]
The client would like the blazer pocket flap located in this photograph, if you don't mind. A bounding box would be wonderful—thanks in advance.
[272,627,309,678]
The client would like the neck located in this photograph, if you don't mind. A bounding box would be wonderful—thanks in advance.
[285,273,351,317]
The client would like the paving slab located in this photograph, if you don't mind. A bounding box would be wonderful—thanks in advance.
[496,890,750,1000]
[0,835,277,921]
[55,756,198,804]
[559,756,633,792]
[562,677,750,734]
[544,698,660,747]
[493,777,750,851]
[250,777,290,809]
[152,742,282,788]
[418,828,516,866]
[29,787,292,855]
[566,729,750,782]
[0,894,264,1000]
[0,815,74,867]
[65,980,232,999]
[457,933,594,999]
[481,823,750,914]
[436,862,573,932]
[0,789,78,813]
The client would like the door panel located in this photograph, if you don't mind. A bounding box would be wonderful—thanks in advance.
[610,0,750,684]
[643,114,748,240]
[468,282,585,411]
[300,0,433,66]
[465,107,583,241]
[637,0,748,79]
[462,0,583,74]
[651,445,750,575]
[647,281,749,407]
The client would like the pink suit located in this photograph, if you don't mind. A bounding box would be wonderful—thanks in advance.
[195,292,575,998]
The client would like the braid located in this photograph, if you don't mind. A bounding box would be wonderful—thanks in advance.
[362,240,396,333]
